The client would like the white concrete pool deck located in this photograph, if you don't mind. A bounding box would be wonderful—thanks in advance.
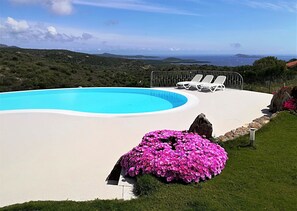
[0,88,272,207]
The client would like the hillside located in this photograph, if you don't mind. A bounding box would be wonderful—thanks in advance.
[0,47,222,92]
[0,48,155,92]
[0,47,295,93]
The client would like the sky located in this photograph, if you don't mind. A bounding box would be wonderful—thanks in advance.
[0,0,296,55]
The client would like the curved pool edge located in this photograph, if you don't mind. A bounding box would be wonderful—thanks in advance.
[0,87,200,117]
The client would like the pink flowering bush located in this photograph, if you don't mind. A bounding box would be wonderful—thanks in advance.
[283,98,297,111]
[121,130,228,183]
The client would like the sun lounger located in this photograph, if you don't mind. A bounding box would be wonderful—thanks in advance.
[187,75,214,90]
[176,74,203,89]
[197,75,226,92]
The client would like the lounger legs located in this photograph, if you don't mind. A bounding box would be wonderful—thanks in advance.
[198,85,225,92]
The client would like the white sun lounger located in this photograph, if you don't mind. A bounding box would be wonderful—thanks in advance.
[176,74,203,89]
[197,75,226,92]
[187,75,214,90]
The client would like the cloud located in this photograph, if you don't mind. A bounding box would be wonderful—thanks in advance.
[47,26,58,36]
[230,43,242,48]
[9,0,199,16]
[233,0,297,13]
[9,0,203,16]
[47,0,73,15]
[5,17,29,33]
[10,0,40,3]
[73,0,200,16]
[44,26,93,42]
[169,47,181,51]
[105,20,119,26]
[82,33,93,40]
[9,0,73,15]
[1,17,93,42]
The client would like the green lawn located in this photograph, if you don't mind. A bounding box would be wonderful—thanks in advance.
[2,112,297,211]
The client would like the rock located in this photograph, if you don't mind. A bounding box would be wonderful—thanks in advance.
[270,112,278,119]
[217,135,228,142]
[262,115,270,121]
[224,131,235,140]
[235,126,249,136]
[216,114,275,143]
[188,113,213,139]
[248,121,262,129]
[269,86,292,113]
[253,116,270,126]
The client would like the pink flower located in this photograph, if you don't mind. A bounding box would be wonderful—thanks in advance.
[121,130,228,183]
[283,98,297,110]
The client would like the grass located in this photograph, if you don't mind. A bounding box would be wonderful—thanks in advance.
[2,112,297,211]
[244,77,297,93]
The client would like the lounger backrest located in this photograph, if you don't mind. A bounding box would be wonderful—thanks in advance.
[213,76,226,84]
[201,75,214,83]
[191,74,203,82]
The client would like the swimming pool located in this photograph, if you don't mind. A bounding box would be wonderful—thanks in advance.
[0,88,188,114]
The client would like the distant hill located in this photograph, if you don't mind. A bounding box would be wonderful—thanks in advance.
[0,43,20,48]
[235,54,262,58]
[97,53,159,59]
[162,57,210,64]
[98,54,210,64]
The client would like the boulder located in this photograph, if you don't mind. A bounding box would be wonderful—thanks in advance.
[188,113,213,139]
[269,86,292,113]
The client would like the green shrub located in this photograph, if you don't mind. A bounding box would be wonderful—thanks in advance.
[134,174,162,196]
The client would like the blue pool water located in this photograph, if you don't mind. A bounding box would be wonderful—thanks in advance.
[0,88,188,114]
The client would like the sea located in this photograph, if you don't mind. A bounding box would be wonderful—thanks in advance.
[157,55,296,67]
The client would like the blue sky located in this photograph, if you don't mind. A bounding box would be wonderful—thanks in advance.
[0,0,296,55]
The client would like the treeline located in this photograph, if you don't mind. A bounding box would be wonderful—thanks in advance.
[147,57,296,84]
[0,47,296,92]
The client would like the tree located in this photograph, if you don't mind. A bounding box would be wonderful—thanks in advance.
[253,56,286,79]
[253,56,287,91]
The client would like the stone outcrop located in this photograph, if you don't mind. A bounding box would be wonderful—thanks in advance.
[188,113,213,139]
